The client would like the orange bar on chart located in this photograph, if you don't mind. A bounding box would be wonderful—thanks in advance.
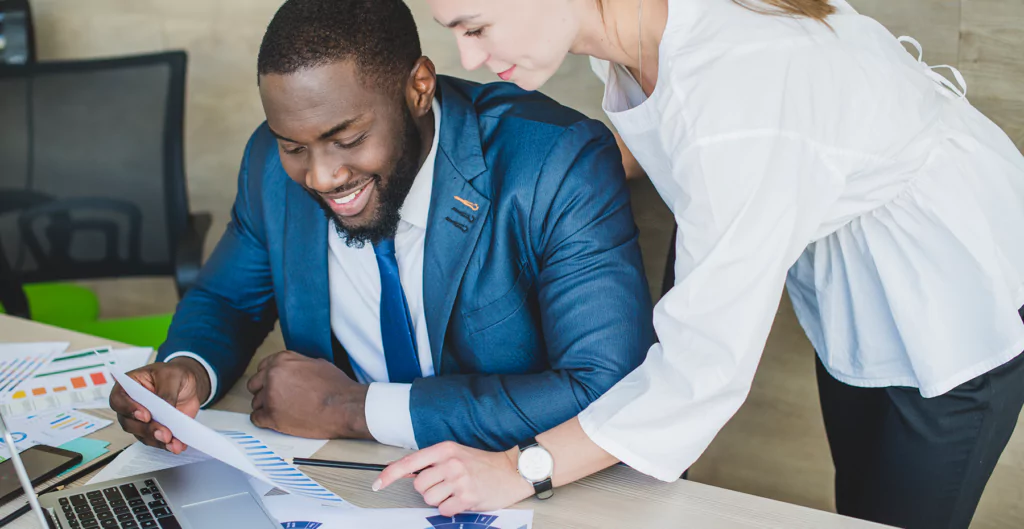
[71,377,87,389]
[12,391,26,399]
[90,372,107,385]
[32,388,47,396]
[54,386,68,392]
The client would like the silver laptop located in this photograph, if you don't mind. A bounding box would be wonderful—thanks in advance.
[1,412,277,529]
[39,459,280,529]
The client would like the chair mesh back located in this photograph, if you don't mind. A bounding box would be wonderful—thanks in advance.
[0,52,188,283]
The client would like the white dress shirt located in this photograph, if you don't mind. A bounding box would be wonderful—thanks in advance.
[579,0,1024,482]
[168,99,441,450]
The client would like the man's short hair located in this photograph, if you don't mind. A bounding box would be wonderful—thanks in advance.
[257,0,422,91]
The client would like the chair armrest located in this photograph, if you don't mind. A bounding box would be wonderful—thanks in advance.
[174,212,212,298]
[0,277,30,319]
[0,235,30,318]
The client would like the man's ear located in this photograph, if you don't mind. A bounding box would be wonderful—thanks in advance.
[405,57,437,119]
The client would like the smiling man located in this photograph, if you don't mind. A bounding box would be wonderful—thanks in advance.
[108,0,653,453]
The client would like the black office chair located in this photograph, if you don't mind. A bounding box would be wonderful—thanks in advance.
[0,0,36,65]
[0,51,210,348]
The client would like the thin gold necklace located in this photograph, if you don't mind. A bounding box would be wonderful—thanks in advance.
[638,0,644,96]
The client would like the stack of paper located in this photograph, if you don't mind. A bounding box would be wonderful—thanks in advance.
[0,342,151,457]
[0,410,113,459]
[1,345,151,417]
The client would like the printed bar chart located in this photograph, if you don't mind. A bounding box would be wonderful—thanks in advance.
[13,363,109,399]
[219,430,345,504]
[50,412,99,431]
[0,342,68,398]
[0,410,112,459]
[1,347,115,417]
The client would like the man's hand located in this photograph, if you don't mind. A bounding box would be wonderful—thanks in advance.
[247,351,371,439]
[109,357,212,454]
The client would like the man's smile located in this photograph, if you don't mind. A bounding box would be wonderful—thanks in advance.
[321,179,376,217]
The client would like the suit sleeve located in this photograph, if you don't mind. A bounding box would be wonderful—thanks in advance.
[409,121,655,450]
[156,126,279,403]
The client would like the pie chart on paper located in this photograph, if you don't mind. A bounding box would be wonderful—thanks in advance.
[0,432,28,444]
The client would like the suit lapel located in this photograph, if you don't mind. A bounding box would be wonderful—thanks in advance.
[282,181,333,361]
[423,77,490,372]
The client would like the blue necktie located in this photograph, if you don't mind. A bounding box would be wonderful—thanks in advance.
[373,238,422,383]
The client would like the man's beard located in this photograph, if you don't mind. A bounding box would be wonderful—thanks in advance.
[310,108,422,248]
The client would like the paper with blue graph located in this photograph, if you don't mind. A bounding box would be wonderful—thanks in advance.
[219,429,346,505]
[0,344,151,417]
[261,492,534,529]
[0,342,68,400]
[0,409,112,460]
[111,370,348,505]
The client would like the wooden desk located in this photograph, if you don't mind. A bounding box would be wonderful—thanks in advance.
[0,314,888,528]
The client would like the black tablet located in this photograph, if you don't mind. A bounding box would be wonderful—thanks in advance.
[0,445,83,506]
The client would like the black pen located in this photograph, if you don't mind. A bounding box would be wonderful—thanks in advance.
[286,457,419,474]
[0,446,127,527]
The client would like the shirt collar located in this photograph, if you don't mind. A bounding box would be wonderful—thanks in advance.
[398,98,441,230]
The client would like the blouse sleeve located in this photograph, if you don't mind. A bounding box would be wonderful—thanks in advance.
[590,56,611,85]
[578,130,840,481]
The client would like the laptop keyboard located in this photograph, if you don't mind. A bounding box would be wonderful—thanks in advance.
[58,478,181,529]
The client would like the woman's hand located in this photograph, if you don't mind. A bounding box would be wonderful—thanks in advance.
[375,441,534,516]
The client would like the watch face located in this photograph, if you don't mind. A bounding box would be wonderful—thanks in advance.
[518,446,554,482]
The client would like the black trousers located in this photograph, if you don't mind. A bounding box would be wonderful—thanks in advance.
[816,324,1024,529]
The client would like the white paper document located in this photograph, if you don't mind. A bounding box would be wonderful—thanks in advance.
[87,443,211,485]
[0,344,153,417]
[195,409,328,459]
[0,409,112,459]
[108,347,154,374]
[88,411,328,486]
[263,492,533,529]
[111,371,346,505]
[0,342,69,400]
[1,346,115,416]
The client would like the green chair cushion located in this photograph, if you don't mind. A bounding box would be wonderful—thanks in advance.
[62,314,173,350]
[2,283,170,349]
[0,283,100,325]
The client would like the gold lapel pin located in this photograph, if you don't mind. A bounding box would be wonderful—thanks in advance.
[454,196,479,211]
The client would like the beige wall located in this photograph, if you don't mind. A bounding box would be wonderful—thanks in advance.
[853,0,1024,151]
[29,0,1024,232]
[28,0,1024,247]
[25,0,1024,527]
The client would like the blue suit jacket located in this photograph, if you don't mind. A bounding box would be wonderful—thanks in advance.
[158,76,654,450]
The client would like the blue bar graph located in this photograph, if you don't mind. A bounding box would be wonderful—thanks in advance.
[217,430,345,504]
[0,356,45,394]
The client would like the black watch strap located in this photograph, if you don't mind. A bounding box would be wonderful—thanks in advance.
[534,477,553,500]
[520,436,539,450]
[518,437,554,500]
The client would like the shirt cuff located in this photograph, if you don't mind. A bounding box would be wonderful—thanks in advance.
[365,382,418,449]
[163,352,218,408]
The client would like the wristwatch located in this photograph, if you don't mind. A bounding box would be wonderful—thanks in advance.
[516,437,554,500]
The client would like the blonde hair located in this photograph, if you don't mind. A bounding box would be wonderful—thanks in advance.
[732,0,835,23]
